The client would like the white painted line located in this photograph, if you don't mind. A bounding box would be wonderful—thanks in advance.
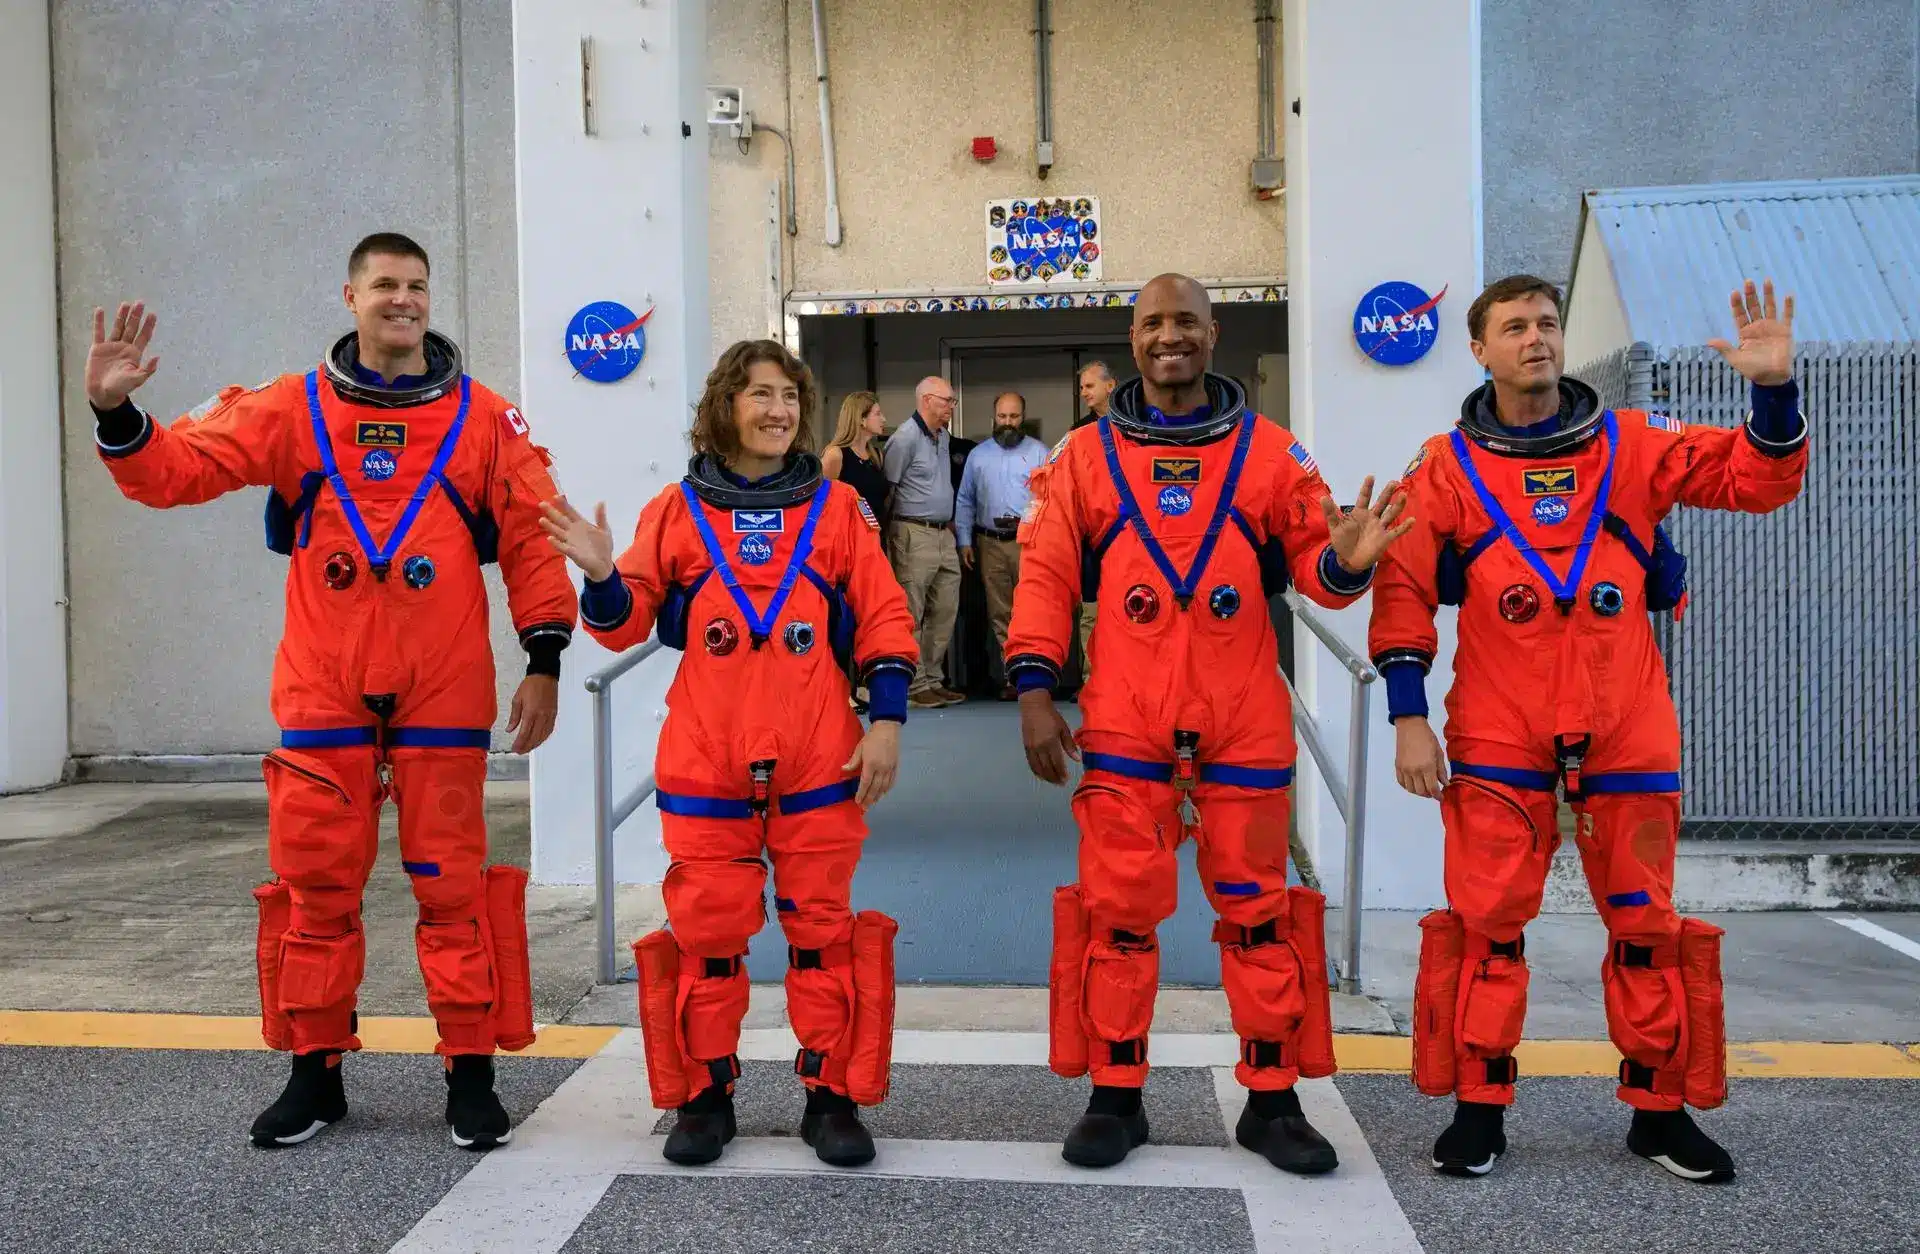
[1827,914,1920,964]
[738,1027,1241,1068]
[617,1134,1254,1189]
[388,1032,650,1252]
[1212,1067,1425,1254]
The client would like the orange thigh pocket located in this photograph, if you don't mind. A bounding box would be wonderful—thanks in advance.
[1443,779,1554,935]
[1073,780,1175,926]
[263,749,378,895]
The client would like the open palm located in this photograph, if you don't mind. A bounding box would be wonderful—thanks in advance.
[87,301,161,409]
[1321,475,1413,573]
[1706,278,1794,386]
[538,496,616,582]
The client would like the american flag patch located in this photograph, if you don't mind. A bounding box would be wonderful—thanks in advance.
[1647,412,1683,434]
[857,498,880,530]
[1288,440,1319,474]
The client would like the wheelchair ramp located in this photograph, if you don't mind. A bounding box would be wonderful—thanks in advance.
[740,702,1294,986]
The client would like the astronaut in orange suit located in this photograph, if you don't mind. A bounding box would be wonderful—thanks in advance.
[1006,274,1412,1173]
[542,338,918,1169]
[86,233,578,1153]
[1369,274,1807,1183]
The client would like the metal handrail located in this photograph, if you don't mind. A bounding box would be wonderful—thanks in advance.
[585,637,666,984]
[1281,589,1378,995]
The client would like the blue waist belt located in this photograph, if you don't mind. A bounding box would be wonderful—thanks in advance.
[1082,752,1294,790]
[1450,761,1680,794]
[281,727,492,749]
[656,777,861,819]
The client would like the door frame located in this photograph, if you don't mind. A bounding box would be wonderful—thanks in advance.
[940,333,1131,436]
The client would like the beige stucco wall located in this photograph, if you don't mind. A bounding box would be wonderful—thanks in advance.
[708,0,1287,348]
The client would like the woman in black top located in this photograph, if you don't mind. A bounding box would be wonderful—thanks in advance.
[821,390,891,527]
[821,391,895,711]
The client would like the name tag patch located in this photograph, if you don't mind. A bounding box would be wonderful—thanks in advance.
[1522,466,1576,497]
[1150,456,1202,484]
[356,421,408,448]
[732,509,785,534]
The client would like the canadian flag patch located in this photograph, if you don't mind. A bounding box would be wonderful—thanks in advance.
[503,406,530,438]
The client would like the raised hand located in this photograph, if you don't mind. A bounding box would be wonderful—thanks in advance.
[538,496,616,582]
[1321,476,1414,574]
[1706,278,1794,386]
[87,302,161,410]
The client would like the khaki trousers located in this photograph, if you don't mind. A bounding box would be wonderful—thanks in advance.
[886,520,960,694]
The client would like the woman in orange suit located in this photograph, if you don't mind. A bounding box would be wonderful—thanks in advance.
[541,339,919,1168]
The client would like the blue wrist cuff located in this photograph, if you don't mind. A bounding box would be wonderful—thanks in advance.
[1745,378,1805,453]
[866,668,909,723]
[1382,660,1430,722]
[1319,545,1374,596]
[580,572,632,630]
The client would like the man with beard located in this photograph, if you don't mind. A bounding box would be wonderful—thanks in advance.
[955,391,1050,699]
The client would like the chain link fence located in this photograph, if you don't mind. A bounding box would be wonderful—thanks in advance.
[1575,341,1919,840]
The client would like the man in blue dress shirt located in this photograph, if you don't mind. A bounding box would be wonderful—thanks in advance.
[956,391,1050,699]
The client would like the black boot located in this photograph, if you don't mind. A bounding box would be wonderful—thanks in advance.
[1062,1085,1149,1168]
[444,1055,513,1151]
[1235,1087,1338,1175]
[1627,1108,1735,1183]
[801,1087,877,1167]
[250,1051,348,1148]
[663,1084,737,1165]
[1432,1100,1507,1177]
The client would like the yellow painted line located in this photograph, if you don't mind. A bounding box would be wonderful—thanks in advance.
[1328,1033,1920,1079]
[1,1013,1916,1079]
[0,1011,617,1058]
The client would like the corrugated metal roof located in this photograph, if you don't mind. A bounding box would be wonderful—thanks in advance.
[1575,175,1920,346]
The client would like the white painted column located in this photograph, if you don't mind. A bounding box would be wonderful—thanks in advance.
[516,1,709,883]
[1284,0,1483,910]
[0,0,69,794]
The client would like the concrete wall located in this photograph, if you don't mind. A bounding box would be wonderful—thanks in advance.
[0,0,69,792]
[54,0,523,757]
[706,0,1288,347]
[1482,0,1920,287]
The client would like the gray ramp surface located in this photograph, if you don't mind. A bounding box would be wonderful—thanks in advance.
[741,703,1297,986]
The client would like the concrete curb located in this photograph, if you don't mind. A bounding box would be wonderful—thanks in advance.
[66,752,531,783]
[1544,837,1920,911]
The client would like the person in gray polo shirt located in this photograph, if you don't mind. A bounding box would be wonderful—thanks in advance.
[882,375,963,707]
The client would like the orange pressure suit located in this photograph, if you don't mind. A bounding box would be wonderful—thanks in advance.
[1006,374,1368,1093]
[95,331,577,1058]
[1368,375,1807,1112]
[580,452,917,1110]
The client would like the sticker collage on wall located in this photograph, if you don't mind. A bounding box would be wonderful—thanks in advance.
[985,195,1102,287]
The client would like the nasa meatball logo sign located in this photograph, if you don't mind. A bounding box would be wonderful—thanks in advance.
[566,301,654,383]
[1353,281,1447,366]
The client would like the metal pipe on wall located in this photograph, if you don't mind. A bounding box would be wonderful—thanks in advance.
[1251,0,1284,196]
[1034,0,1055,178]
[809,0,844,246]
